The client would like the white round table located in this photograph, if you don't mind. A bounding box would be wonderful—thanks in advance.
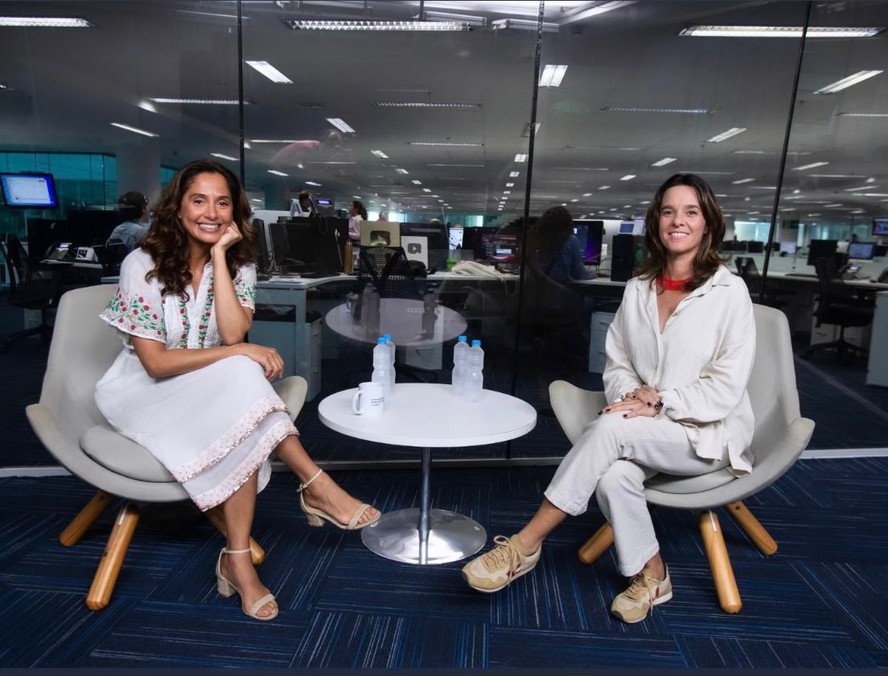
[325,298,467,347]
[318,383,537,565]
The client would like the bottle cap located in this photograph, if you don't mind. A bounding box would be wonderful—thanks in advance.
[471,339,481,347]
[377,337,386,344]
[458,335,467,342]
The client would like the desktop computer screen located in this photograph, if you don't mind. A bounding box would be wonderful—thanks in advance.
[399,221,449,269]
[268,217,348,275]
[779,241,797,255]
[572,220,603,265]
[873,217,888,237]
[847,241,875,260]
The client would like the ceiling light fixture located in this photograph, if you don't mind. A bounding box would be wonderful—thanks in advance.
[414,10,486,26]
[491,18,559,33]
[601,106,711,114]
[246,61,292,84]
[732,178,755,184]
[326,117,355,133]
[845,185,875,191]
[150,98,244,105]
[407,141,483,147]
[509,171,520,178]
[620,175,636,181]
[267,170,288,176]
[422,188,431,193]
[814,70,882,94]
[395,168,409,175]
[539,65,568,87]
[838,112,888,117]
[210,153,239,161]
[370,150,389,159]
[110,122,158,138]
[0,16,94,27]
[651,157,677,167]
[250,139,301,143]
[599,185,611,190]
[306,181,322,187]
[505,183,515,188]
[706,127,747,143]
[375,101,480,108]
[411,179,422,185]
[514,154,528,162]
[793,161,830,171]
[680,25,884,38]
[283,19,470,32]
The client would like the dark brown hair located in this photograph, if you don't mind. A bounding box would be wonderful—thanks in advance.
[525,206,574,261]
[636,173,727,291]
[141,159,256,296]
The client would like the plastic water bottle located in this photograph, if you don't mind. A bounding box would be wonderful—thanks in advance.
[383,334,396,392]
[451,335,469,398]
[371,337,390,399]
[464,339,484,402]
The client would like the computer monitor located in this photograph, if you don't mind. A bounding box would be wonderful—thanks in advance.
[573,220,603,265]
[847,241,875,260]
[0,172,58,208]
[252,218,271,273]
[873,217,888,237]
[269,217,348,276]
[462,225,501,260]
[399,221,449,270]
[779,241,797,255]
[746,241,765,254]
[619,222,634,234]
[807,239,838,266]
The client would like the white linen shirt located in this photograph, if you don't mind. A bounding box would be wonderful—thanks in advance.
[603,265,756,475]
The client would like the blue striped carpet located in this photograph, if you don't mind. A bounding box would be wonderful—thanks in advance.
[0,457,886,669]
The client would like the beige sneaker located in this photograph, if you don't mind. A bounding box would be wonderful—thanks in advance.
[610,565,673,623]
[461,535,541,593]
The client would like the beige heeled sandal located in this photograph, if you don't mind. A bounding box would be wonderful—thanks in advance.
[297,468,380,530]
[215,548,278,621]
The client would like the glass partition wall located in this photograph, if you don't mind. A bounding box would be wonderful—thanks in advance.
[2,1,886,468]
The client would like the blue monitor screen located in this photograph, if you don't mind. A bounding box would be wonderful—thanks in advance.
[0,172,58,208]
[873,217,888,237]
[847,241,874,260]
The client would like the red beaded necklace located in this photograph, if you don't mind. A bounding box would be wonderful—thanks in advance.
[658,275,691,291]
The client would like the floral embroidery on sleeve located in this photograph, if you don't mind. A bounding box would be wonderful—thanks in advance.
[101,290,165,342]
[234,266,257,309]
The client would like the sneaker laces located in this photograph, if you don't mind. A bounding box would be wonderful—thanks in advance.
[623,569,661,614]
[479,535,522,574]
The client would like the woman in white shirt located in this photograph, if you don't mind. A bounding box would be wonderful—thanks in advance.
[462,173,755,623]
[95,159,379,622]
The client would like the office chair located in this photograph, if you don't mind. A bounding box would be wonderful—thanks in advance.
[95,238,129,276]
[25,284,309,610]
[549,304,815,613]
[0,233,60,350]
[735,256,789,309]
[804,257,874,361]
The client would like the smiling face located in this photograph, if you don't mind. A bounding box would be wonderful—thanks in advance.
[657,184,708,262]
[177,171,233,251]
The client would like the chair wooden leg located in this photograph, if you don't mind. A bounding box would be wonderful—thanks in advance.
[578,523,615,564]
[59,490,115,547]
[86,503,140,611]
[726,501,778,556]
[699,510,742,614]
[205,506,266,565]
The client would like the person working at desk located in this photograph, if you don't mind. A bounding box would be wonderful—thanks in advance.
[462,173,756,624]
[525,206,593,283]
[348,199,367,241]
[107,191,150,252]
[94,159,380,622]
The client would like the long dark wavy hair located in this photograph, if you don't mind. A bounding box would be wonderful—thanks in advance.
[141,159,256,296]
[636,173,727,291]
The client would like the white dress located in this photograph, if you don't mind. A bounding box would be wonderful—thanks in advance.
[95,249,297,511]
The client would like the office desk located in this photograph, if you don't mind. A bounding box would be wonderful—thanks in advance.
[318,383,537,565]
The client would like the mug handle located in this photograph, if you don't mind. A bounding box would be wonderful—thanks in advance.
[352,389,364,414]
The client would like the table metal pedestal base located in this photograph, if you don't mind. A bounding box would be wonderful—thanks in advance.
[361,508,486,565]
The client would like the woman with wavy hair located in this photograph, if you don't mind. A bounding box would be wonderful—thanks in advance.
[462,173,755,624]
[95,159,379,622]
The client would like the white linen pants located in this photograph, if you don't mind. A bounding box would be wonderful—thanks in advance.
[544,411,729,577]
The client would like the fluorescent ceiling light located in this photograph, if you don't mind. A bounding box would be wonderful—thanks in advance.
[582,192,593,197]
[599,185,611,190]
[250,139,301,143]
[539,65,568,87]
[375,102,480,108]
[395,168,409,175]
[110,122,157,138]
[793,161,830,171]
[509,171,520,178]
[210,153,239,161]
[680,26,884,38]
[814,70,882,94]
[491,18,559,33]
[407,141,483,147]
[411,180,422,185]
[503,191,511,195]
[246,61,292,84]
[371,150,389,159]
[601,106,711,114]
[620,175,636,181]
[0,16,94,27]
[150,98,243,105]
[732,178,755,184]
[838,112,888,117]
[283,19,469,32]
[845,185,875,191]
[706,127,747,143]
[514,154,528,162]
[864,193,888,197]
[306,181,322,187]
[505,183,515,188]
[415,10,486,26]
[422,188,431,193]
[651,157,677,167]
[267,170,288,176]
[326,118,355,134]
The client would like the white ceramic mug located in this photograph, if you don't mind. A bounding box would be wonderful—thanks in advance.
[352,381,385,416]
